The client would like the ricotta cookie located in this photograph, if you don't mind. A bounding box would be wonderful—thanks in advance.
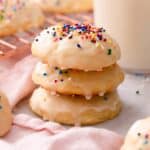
[121,117,150,150]
[0,91,12,136]
[30,87,122,125]
[32,63,124,96]
[32,24,121,71]
[0,0,45,37]
[34,0,93,13]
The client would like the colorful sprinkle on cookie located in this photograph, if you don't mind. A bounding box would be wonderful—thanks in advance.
[32,24,121,71]
[35,24,108,45]
[107,49,112,55]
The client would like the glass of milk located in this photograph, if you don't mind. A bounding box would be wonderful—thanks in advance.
[94,0,150,74]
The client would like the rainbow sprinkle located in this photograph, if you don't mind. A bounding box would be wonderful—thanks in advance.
[35,24,114,55]
[136,132,150,149]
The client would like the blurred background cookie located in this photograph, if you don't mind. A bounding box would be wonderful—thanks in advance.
[0,91,12,136]
[0,0,45,37]
[121,117,150,150]
[34,0,93,13]
[30,87,122,125]
[32,24,121,71]
[32,62,124,96]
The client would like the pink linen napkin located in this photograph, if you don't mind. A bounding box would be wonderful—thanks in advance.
[0,55,37,108]
[1,114,123,150]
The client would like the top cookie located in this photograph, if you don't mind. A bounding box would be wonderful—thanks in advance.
[32,24,121,71]
[121,117,150,150]
[0,0,44,37]
[33,0,93,13]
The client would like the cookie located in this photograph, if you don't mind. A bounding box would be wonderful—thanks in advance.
[33,0,93,13]
[32,63,124,96]
[32,24,121,71]
[0,91,12,136]
[121,117,150,150]
[0,0,45,37]
[30,87,122,125]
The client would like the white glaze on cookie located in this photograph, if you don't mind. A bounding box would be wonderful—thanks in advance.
[32,62,124,96]
[32,24,121,71]
[30,87,122,125]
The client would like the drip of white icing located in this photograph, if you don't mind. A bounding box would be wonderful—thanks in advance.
[31,88,120,127]
[85,95,92,100]
[84,70,89,72]
[68,77,72,81]
[99,92,104,96]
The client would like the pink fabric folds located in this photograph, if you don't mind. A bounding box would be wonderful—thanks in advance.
[0,55,37,108]
[1,114,123,150]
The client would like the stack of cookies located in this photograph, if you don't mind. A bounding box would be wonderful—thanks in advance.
[30,24,124,125]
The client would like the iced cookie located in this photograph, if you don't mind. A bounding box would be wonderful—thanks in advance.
[121,117,150,150]
[0,0,44,37]
[34,0,93,13]
[0,91,12,136]
[30,87,122,125]
[32,24,121,71]
[32,62,124,96]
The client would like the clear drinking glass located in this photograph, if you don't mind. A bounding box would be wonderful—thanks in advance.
[94,0,150,74]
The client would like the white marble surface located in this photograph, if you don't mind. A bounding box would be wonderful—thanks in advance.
[96,74,150,136]
[14,74,150,136]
